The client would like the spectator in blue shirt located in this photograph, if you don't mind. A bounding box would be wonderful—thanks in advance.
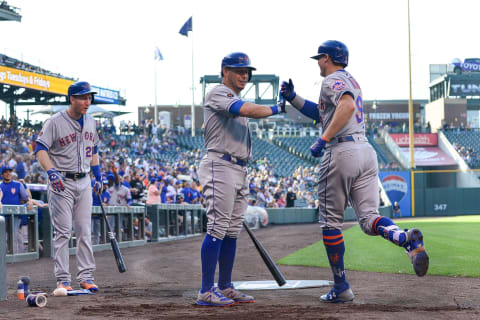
[0,165,32,253]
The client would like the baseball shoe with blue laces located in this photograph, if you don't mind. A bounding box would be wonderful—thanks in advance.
[404,228,429,277]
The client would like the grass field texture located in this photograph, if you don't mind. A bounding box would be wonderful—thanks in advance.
[277,216,480,277]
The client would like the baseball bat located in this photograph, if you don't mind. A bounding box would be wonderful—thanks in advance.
[242,221,286,286]
[97,194,127,273]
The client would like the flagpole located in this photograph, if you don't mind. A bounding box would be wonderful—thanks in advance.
[154,57,158,125]
[190,16,195,137]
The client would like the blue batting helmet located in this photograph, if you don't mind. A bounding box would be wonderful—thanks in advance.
[68,81,97,103]
[311,40,349,67]
[221,52,256,80]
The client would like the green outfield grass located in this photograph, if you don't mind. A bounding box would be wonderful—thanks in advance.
[277,216,480,277]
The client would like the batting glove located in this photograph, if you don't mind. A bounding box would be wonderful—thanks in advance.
[280,78,296,102]
[47,168,65,192]
[310,137,328,158]
[93,179,103,194]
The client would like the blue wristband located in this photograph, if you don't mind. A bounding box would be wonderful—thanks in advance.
[270,105,279,115]
[91,165,101,181]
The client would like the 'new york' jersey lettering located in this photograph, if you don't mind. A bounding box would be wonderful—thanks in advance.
[36,110,99,172]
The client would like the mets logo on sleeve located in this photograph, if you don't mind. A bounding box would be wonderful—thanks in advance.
[331,80,346,91]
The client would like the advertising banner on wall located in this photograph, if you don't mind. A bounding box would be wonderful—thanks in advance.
[399,147,457,166]
[390,133,438,147]
[91,86,119,104]
[0,65,74,95]
[379,171,411,217]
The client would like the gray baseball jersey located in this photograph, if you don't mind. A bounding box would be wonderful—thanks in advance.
[319,70,365,137]
[199,84,250,239]
[37,110,99,173]
[317,70,380,234]
[36,110,98,284]
[203,84,251,161]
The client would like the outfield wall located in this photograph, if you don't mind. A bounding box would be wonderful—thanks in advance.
[266,205,393,224]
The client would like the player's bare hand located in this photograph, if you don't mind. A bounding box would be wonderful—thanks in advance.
[280,79,296,102]
[47,168,65,192]
[310,137,328,158]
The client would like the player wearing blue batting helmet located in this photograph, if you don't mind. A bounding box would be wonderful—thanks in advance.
[68,81,97,104]
[221,52,256,81]
[311,40,349,67]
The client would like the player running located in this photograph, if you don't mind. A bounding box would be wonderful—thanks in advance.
[35,81,102,293]
[280,40,429,303]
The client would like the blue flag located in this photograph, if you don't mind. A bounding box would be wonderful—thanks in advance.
[179,16,192,37]
[154,47,164,61]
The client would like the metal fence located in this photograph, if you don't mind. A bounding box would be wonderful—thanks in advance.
[0,205,39,263]
[2,204,205,262]
[147,204,204,241]
[0,216,6,301]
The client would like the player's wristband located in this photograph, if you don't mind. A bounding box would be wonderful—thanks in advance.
[321,135,330,142]
[91,165,101,181]
[270,105,279,115]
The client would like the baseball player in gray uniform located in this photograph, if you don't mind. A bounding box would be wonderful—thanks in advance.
[35,81,102,292]
[196,52,285,306]
[281,40,429,303]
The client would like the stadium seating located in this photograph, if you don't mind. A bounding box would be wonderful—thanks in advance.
[176,135,315,177]
[443,130,480,168]
[366,135,390,166]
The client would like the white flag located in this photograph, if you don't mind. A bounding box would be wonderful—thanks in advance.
[154,47,164,61]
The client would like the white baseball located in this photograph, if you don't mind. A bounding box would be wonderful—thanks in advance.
[52,287,68,297]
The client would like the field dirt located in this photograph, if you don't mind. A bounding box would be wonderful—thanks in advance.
[1,223,479,319]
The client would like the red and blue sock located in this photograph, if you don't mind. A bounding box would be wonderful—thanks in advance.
[322,229,346,286]
[200,233,222,293]
[373,216,406,246]
[218,236,237,290]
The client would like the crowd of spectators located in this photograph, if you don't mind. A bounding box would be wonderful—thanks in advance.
[452,142,479,167]
[0,117,324,209]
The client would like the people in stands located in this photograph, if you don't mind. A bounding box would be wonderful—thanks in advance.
[146,177,161,205]
[286,187,297,208]
[0,165,33,253]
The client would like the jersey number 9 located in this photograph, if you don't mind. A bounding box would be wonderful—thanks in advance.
[355,96,363,124]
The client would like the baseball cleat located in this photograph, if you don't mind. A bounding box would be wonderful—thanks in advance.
[218,286,254,303]
[196,287,235,307]
[404,228,429,277]
[57,281,73,291]
[320,282,355,303]
[80,280,99,292]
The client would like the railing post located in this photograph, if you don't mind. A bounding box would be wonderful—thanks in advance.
[0,216,7,301]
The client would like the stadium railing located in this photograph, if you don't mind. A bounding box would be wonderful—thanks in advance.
[146,204,204,242]
[0,206,39,263]
[0,216,6,301]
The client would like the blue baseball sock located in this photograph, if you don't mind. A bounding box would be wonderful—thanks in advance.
[322,229,346,286]
[200,234,223,293]
[373,216,406,246]
[218,236,237,290]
